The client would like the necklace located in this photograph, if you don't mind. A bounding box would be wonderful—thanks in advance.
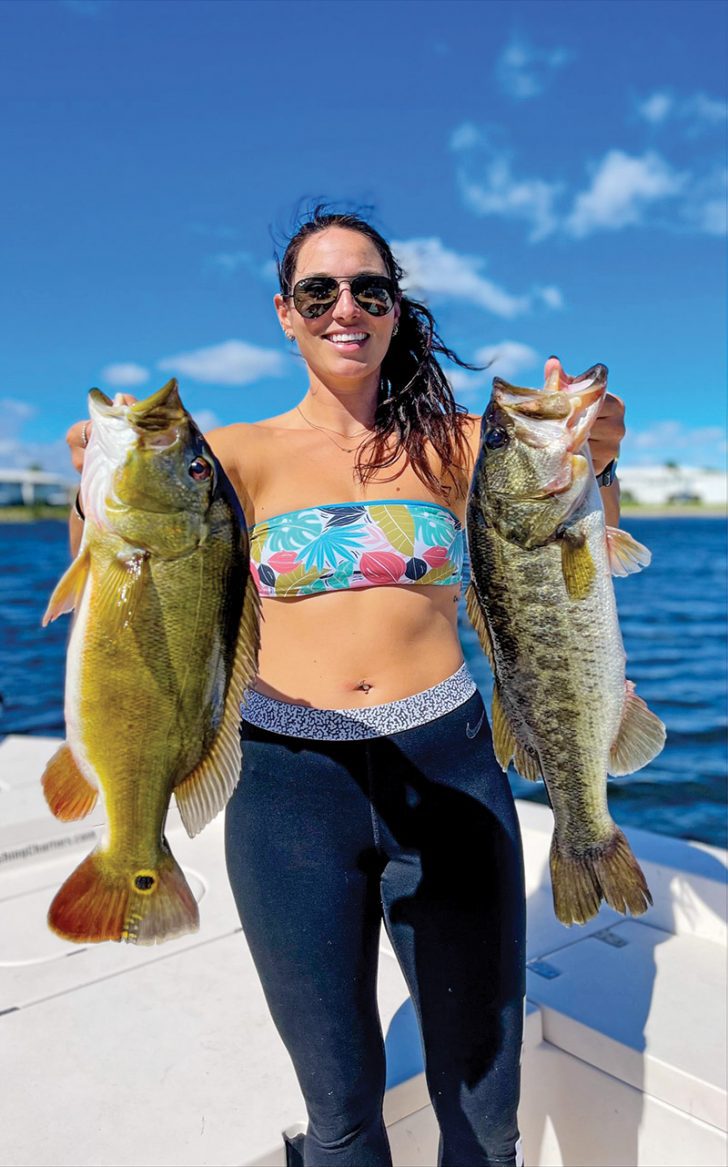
[296,405,374,454]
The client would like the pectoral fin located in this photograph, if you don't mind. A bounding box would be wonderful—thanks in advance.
[42,549,90,625]
[514,742,541,782]
[491,683,516,772]
[609,680,667,776]
[41,743,99,820]
[175,574,261,838]
[96,552,149,634]
[465,581,495,669]
[560,535,596,600]
[606,527,652,577]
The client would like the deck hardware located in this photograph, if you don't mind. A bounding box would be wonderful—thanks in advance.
[593,928,628,947]
[527,959,561,979]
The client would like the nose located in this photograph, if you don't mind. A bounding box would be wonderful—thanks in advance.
[332,283,361,320]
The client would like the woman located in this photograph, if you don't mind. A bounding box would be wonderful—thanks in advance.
[67,208,624,1167]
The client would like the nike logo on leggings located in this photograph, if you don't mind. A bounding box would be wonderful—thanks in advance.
[466,710,485,739]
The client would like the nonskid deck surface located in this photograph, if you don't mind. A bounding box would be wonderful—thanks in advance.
[0,735,725,1167]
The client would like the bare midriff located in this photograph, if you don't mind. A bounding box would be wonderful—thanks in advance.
[254,584,465,707]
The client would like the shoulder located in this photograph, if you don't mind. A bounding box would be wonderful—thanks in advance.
[454,411,483,472]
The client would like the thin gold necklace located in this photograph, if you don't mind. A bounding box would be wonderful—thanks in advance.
[296,405,374,454]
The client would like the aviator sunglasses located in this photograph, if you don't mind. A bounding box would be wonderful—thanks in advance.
[285,274,397,319]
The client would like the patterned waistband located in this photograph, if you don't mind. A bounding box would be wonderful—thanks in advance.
[240,662,478,741]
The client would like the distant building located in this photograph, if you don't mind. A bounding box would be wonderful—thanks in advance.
[0,470,74,507]
[618,465,727,506]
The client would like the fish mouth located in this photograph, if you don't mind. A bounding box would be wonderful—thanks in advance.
[89,380,187,436]
[492,362,607,453]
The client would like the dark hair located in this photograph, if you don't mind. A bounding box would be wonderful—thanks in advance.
[276,205,481,501]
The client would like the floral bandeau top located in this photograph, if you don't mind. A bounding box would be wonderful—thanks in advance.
[249,498,465,598]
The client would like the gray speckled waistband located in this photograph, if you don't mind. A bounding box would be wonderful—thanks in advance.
[239,662,477,741]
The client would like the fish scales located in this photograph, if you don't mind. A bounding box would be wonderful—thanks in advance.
[42,379,260,945]
[466,359,666,925]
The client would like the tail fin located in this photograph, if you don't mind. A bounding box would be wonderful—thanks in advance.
[48,846,199,945]
[550,826,652,926]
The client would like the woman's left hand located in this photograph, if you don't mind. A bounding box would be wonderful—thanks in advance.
[589,391,625,475]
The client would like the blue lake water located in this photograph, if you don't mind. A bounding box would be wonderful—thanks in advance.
[1,517,725,848]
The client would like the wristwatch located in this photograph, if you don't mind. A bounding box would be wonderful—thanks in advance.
[596,458,618,488]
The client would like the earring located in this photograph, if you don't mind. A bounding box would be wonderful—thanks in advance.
[392,324,399,336]
[284,331,294,341]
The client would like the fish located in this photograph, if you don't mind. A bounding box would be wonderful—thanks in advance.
[466,357,666,926]
[41,379,260,944]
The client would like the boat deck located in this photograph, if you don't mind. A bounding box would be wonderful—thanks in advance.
[0,735,725,1166]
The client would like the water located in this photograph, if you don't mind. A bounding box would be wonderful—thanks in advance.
[1,517,726,847]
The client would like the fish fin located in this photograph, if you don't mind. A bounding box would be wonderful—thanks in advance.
[491,683,516,772]
[42,549,90,625]
[550,826,652,926]
[606,526,652,577]
[41,743,99,821]
[174,572,261,838]
[48,845,199,945]
[609,680,667,776]
[513,742,541,782]
[96,552,149,634]
[465,581,495,669]
[560,535,596,600]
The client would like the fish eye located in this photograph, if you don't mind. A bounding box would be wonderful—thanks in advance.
[485,426,509,450]
[189,457,212,481]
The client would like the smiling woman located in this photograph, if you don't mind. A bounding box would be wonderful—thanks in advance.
[65,204,624,1167]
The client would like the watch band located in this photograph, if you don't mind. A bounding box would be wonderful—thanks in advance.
[597,458,618,488]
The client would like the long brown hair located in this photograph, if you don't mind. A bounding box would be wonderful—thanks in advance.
[277,206,481,501]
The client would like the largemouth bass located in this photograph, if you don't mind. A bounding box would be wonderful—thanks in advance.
[466,358,665,926]
[42,379,260,944]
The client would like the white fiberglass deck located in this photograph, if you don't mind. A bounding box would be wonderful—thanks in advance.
[0,734,725,1167]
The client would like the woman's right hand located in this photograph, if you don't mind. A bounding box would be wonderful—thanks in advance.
[66,393,138,475]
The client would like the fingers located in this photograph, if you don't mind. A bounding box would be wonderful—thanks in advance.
[66,419,91,475]
[65,394,139,474]
[589,391,625,473]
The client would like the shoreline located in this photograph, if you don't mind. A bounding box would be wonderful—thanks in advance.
[0,504,725,524]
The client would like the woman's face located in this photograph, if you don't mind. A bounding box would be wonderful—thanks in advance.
[274,226,400,387]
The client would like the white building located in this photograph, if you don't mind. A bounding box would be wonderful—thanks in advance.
[618,464,727,506]
[0,469,74,507]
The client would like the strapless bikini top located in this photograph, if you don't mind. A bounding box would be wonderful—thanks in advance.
[249,499,465,598]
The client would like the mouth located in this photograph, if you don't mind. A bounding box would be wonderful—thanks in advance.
[324,331,370,351]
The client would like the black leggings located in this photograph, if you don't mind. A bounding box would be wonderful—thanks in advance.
[225,689,526,1167]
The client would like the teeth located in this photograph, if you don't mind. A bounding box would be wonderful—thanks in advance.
[329,333,367,343]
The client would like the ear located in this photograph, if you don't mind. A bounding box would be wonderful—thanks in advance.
[273,293,293,337]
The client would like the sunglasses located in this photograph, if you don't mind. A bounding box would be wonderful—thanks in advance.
[286,274,397,319]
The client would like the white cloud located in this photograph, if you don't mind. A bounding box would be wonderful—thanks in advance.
[393,238,533,318]
[637,89,726,135]
[158,340,285,386]
[192,409,220,433]
[1,398,37,428]
[495,36,571,100]
[565,150,687,238]
[451,127,562,241]
[0,436,74,476]
[537,285,564,310]
[681,166,728,236]
[446,342,540,400]
[100,362,149,387]
[473,341,540,381]
[622,420,726,470]
[209,250,253,273]
[638,92,673,125]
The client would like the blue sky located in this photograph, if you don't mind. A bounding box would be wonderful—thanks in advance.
[1,0,725,476]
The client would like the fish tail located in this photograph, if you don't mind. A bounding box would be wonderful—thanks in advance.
[48,846,199,946]
[550,826,652,926]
